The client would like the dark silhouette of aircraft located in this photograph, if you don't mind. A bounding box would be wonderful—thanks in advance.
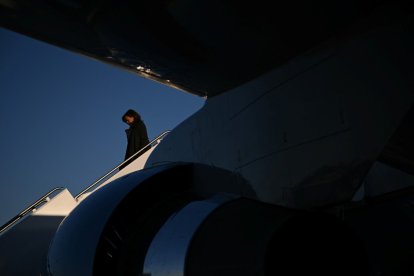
[1,0,414,275]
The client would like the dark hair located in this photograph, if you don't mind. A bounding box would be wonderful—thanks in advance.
[122,109,141,123]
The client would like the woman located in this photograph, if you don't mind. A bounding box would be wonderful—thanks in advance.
[121,109,150,168]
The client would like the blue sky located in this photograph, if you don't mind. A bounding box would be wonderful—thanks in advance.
[0,27,205,225]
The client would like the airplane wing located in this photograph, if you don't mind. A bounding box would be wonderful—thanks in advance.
[0,0,381,97]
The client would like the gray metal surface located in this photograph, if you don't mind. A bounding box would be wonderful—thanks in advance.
[47,163,179,276]
[143,194,234,276]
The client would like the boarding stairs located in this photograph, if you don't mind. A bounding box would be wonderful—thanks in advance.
[0,131,170,275]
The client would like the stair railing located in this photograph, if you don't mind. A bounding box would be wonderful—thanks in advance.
[0,187,65,234]
[0,130,171,234]
[75,130,170,200]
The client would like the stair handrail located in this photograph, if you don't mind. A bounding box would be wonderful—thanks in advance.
[0,186,65,234]
[0,131,171,234]
[75,130,171,200]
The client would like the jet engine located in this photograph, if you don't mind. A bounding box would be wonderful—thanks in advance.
[47,163,367,276]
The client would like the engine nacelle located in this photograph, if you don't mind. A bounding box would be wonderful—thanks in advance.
[47,163,366,275]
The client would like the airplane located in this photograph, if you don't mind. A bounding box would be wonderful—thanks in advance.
[1,0,414,275]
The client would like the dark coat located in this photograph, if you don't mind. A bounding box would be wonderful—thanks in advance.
[124,119,150,161]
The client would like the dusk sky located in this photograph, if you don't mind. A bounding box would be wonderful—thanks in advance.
[0,27,205,226]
